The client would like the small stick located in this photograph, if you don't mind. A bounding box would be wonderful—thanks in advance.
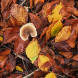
[20,0,26,6]
[72,15,78,19]
[23,68,40,78]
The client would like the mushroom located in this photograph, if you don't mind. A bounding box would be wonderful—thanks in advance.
[20,23,37,41]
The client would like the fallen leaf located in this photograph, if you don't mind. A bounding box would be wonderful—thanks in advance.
[10,3,28,26]
[26,38,41,63]
[1,0,12,12]
[51,20,63,37]
[59,52,72,59]
[0,36,3,42]
[14,36,29,54]
[72,54,78,61]
[3,27,19,44]
[34,0,44,6]
[38,54,53,72]
[16,66,23,72]
[0,49,11,56]
[55,26,71,42]
[48,2,63,23]
[45,72,56,78]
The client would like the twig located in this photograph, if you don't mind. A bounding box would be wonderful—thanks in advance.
[20,0,26,6]
[72,15,78,19]
[23,68,40,78]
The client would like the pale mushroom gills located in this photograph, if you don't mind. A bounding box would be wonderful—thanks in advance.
[20,23,37,41]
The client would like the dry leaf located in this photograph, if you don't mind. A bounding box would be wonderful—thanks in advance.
[72,54,78,61]
[48,2,63,23]
[45,72,56,78]
[50,20,63,37]
[26,38,41,63]
[0,49,11,56]
[16,66,23,72]
[55,26,71,42]
[59,52,72,59]
[10,3,28,26]
[38,55,50,71]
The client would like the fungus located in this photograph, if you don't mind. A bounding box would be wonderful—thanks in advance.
[20,23,37,41]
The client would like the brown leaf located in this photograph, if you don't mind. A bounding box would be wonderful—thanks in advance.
[72,54,78,61]
[0,56,8,68]
[7,74,22,78]
[14,36,29,54]
[33,70,46,78]
[0,54,16,76]
[0,49,11,56]
[29,13,42,29]
[51,40,71,52]
[5,54,16,73]
[40,0,59,18]
[9,3,28,26]
[59,52,72,59]
[34,0,44,6]
[3,27,19,44]
[55,55,64,65]
[1,0,12,12]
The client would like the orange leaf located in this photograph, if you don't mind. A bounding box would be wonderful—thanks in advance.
[72,54,78,61]
[0,49,11,56]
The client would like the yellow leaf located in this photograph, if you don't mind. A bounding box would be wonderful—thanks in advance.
[48,2,63,23]
[0,36,3,42]
[38,55,50,71]
[51,20,63,37]
[45,72,56,78]
[55,26,71,42]
[16,66,23,72]
[26,38,41,63]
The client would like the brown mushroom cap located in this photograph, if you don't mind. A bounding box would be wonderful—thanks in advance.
[20,23,37,41]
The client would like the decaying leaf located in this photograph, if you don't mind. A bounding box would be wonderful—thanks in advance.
[26,38,41,63]
[55,26,71,42]
[45,72,56,78]
[48,2,63,23]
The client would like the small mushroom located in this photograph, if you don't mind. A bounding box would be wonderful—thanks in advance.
[20,23,37,41]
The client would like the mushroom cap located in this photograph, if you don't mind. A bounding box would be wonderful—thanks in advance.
[20,23,37,41]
